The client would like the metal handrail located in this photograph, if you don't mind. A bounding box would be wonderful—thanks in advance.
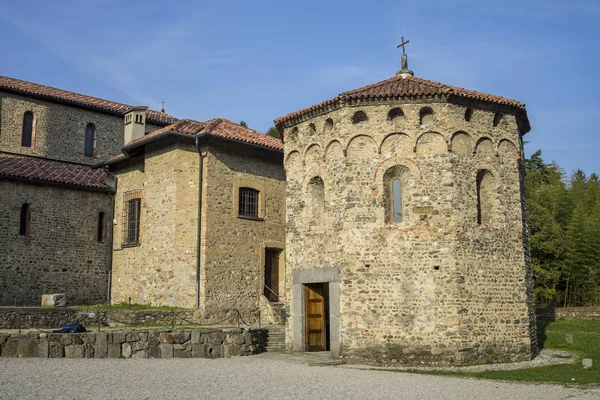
[263,285,286,306]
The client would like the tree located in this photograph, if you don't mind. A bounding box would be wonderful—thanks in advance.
[239,120,248,128]
[266,126,281,139]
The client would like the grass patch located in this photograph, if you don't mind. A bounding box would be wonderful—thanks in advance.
[72,302,182,311]
[419,319,600,387]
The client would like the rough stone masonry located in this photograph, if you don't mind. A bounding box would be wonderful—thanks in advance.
[275,70,537,365]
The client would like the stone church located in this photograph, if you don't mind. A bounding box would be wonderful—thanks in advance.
[0,48,536,364]
[274,56,536,364]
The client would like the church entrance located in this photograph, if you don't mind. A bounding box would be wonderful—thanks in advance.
[304,283,330,351]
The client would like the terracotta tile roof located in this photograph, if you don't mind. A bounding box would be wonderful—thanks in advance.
[0,152,110,190]
[274,74,528,127]
[0,75,177,126]
[124,118,283,151]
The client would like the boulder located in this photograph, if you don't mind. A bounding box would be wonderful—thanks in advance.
[41,294,66,307]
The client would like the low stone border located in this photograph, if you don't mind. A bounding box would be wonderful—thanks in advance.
[536,307,600,321]
[0,328,267,359]
[0,307,198,329]
[340,349,577,372]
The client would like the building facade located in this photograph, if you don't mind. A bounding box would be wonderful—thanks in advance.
[102,118,286,321]
[0,75,175,306]
[275,67,537,365]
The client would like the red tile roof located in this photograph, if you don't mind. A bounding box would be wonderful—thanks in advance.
[0,153,110,190]
[97,118,283,168]
[275,75,529,129]
[0,75,177,126]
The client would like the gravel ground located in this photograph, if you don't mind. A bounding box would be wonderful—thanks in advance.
[1,354,598,400]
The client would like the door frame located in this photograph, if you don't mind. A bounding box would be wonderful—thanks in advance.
[291,267,340,354]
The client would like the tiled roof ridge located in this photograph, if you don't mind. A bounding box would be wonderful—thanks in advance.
[0,75,177,125]
[275,74,526,126]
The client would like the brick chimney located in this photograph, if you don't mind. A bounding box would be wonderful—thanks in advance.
[124,106,148,145]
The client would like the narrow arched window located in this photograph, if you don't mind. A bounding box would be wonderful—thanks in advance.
[97,212,106,242]
[84,123,96,157]
[307,176,325,232]
[22,112,34,147]
[19,203,31,235]
[493,113,503,127]
[465,108,473,122]
[476,170,494,225]
[420,107,434,126]
[384,166,409,224]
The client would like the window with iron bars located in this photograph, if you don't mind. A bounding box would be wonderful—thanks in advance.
[122,190,142,246]
[238,187,259,219]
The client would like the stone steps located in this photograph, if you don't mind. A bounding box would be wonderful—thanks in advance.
[264,325,286,352]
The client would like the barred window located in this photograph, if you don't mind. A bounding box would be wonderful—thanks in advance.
[122,190,142,246]
[238,187,259,219]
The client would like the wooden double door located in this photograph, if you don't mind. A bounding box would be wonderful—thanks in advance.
[305,283,330,351]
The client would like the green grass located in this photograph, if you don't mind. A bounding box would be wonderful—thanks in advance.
[421,319,600,387]
[72,302,182,311]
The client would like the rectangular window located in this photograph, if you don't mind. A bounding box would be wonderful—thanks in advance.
[238,187,259,219]
[122,190,142,246]
[97,212,105,242]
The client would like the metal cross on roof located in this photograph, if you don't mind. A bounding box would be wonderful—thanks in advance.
[397,37,410,55]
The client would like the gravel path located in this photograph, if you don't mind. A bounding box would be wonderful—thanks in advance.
[0,354,598,400]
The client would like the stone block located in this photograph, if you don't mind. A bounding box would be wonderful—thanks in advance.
[71,335,83,345]
[160,344,173,358]
[132,349,148,359]
[148,333,160,347]
[2,338,19,357]
[232,334,245,345]
[191,330,201,345]
[191,344,206,358]
[107,344,121,358]
[84,344,95,358]
[112,332,127,344]
[229,345,242,356]
[37,340,49,358]
[174,348,190,358]
[122,343,132,359]
[41,294,67,307]
[583,359,593,369]
[49,343,64,358]
[80,333,96,344]
[242,330,252,344]
[95,332,108,358]
[148,346,161,358]
[17,339,38,358]
[159,332,173,344]
[133,341,148,352]
[65,345,85,358]
[206,345,223,359]
[59,335,72,346]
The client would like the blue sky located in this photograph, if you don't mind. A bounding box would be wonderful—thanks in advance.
[1,0,598,176]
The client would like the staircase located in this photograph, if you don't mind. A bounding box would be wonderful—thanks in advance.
[265,325,286,352]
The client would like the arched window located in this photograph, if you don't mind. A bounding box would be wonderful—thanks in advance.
[493,113,503,127]
[476,170,495,225]
[19,203,31,235]
[84,123,96,157]
[351,110,368,124]
[307,176,324,232]
[464,108,473,122]
[420,107,434,126]
[384,166,409,223]
[21,112,34,147]
[324,118,334,131]
[388,107,404,121]
[238,187,259,219]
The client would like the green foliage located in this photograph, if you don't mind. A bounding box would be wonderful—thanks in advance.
[239,120,248,128]
[526,151,600,306]
[266,126,281,139]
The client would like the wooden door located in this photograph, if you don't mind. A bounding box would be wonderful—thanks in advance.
[305,283,326,351]
[264,250,280,302]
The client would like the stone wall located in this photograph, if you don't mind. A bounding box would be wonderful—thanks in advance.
[281,100,536,365]
[0,328,267,359]
[0,308,199,329]
[109,138,286,321]
[202,141,286,321]
[0,90,162,164]
[0,180,113,306]
[537,307,600,320]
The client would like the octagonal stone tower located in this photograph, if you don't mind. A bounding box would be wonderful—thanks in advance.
[275,70,536,365]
